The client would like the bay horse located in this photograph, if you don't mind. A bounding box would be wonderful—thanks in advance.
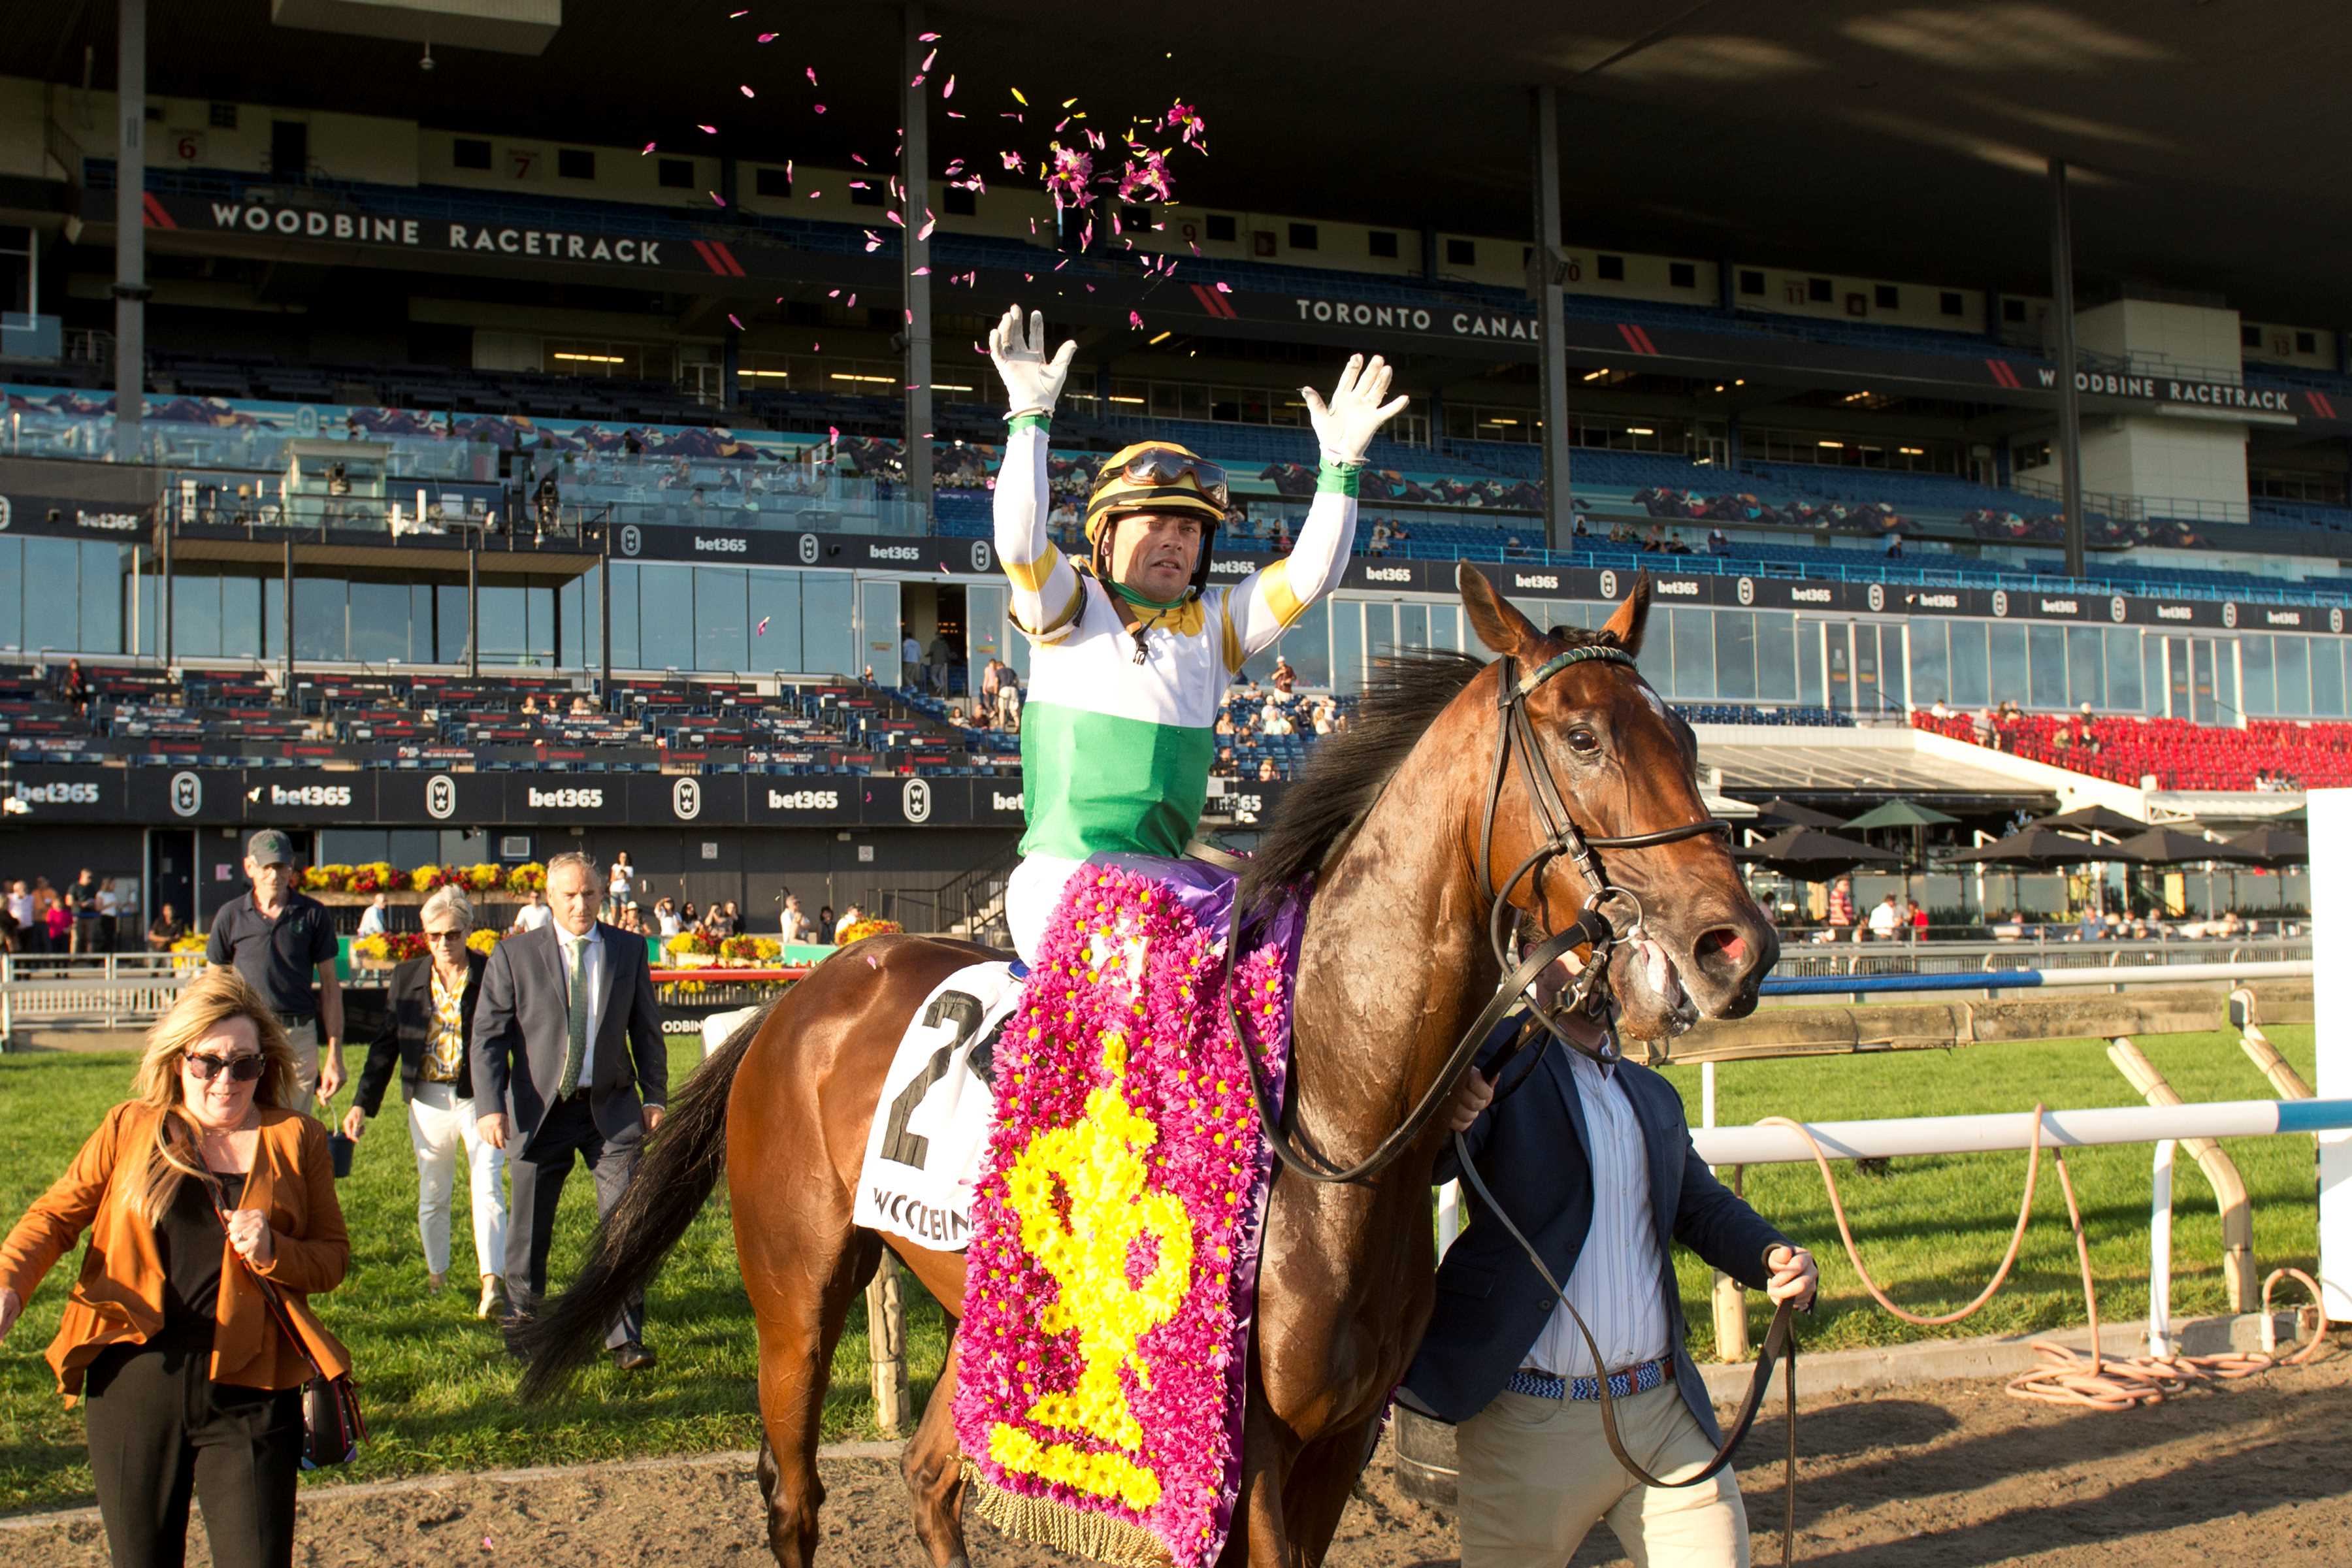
[519,565,1777,1567]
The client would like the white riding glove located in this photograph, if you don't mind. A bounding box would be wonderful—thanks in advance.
[1301,353,1409,466]
[987,304,1079,421]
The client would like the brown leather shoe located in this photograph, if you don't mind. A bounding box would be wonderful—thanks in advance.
[610,1341,658,1373]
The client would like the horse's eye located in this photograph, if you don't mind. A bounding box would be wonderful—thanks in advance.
[1565,727,1601,755]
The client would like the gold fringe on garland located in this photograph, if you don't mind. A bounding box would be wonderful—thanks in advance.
[962,1463,1175,1567]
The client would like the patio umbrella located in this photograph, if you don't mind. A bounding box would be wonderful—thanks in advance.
[2223,825,2309,866]
[1756,825,1903,885]
[1755,798,1844,829]
[1842,799,1959,831]
[2108,826,2266,866]
[1948,826,2102,868]
[2035,804,2144,838]
[2223,823,2309,920]
[1842,801,1959,918]
[1950,824,2104,923]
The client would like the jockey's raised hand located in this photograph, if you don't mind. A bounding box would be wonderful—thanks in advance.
[988,304,1079,420]
[1301,354,1409,466]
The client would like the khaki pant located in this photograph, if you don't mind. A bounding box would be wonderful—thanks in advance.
[281,1017,321,1117]
[1455,1380,1748,1568]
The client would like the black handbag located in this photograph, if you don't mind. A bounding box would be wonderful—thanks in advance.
[210,1184,368,1468]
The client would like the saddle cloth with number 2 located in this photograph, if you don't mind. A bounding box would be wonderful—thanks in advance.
[851,960,1024,1252]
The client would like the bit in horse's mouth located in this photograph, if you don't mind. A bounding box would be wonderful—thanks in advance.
[1541,938,1697,1044]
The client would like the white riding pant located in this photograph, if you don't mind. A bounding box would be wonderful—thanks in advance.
[1004,853,1086,966]
[407,1080,509,1279]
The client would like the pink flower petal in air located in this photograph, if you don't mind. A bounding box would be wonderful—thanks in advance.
[912,265,930,274]
[813,104,826,114]
[919,30,940,41]
[728,314,744,329]
[944,74,956,98]
[640,142,657,155]
[759,31,777,42]
[710,191,727,207]
[698,124,717,135]
[1129,311,1145,329]
[917,213,936,241]
[806,67,818,84]
[1215,282,1232,293]
[740,85,755,98]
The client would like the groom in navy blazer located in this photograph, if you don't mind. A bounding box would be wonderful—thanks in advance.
[1402,1013,1815,1567]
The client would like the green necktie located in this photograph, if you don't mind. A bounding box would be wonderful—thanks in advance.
[559,936,589,1098]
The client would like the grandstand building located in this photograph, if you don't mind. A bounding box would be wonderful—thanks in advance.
[0,3,2343,928]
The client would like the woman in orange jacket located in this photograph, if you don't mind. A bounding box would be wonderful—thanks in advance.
[0,967,351,1568]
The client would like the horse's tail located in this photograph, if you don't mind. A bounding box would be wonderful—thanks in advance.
[515,1001,773,1401]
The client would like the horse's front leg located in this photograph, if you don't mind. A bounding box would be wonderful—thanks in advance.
[1223,1390,1300,1568]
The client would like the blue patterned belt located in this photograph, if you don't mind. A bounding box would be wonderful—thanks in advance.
[1507,1356,1673,1402]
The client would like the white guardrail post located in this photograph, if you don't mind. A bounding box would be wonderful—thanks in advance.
[2310,789,2352,1323]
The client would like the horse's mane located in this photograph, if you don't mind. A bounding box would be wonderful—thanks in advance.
[1237,625,1625,911]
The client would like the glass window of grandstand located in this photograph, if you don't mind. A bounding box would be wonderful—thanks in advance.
[1750,427,1955,473]
[0,538,130,657]
[2239,633,2347,719]
[545,340,666,380]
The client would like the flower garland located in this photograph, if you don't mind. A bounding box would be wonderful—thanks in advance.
[954,864,1291,1568]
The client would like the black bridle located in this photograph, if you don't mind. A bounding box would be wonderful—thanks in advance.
[1228,642,1730,1189]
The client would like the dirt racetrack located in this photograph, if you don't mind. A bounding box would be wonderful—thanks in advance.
[7,1348,2346,1566]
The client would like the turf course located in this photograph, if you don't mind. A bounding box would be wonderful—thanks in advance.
[0,1024,2318,1512]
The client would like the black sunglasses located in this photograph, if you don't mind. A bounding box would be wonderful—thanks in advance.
[185,1051,265,1083]
[425,930,470,945]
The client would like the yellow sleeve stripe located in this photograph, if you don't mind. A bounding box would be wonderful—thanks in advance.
[1004,544,1062,595]
[1258,560,1307,630]
[1219,596,1246,674]
[1014,574,1085,640]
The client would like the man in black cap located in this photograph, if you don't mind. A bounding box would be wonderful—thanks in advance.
[205,828,344,1113]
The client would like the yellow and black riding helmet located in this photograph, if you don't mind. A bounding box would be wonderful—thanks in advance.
[1082,441,1230,597]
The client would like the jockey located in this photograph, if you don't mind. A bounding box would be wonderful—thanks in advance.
[987,304,1407,964]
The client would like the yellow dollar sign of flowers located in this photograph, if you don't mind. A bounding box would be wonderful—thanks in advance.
[989,1030,1194,1510]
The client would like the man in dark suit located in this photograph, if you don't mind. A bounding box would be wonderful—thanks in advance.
[1405,1011,1816,1568]
[473,851,668,1370]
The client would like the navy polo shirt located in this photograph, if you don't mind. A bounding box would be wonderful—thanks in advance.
[205,889,338,1017]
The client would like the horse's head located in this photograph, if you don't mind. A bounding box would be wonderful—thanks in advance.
[1457,564,1778,1039]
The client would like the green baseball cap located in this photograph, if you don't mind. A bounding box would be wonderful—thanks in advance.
[246,829,295,866]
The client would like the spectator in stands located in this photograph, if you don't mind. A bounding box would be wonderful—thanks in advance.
[206,831,344,1117]
[6,880,33,955]
[97,879,122,953]
[1929,697,1951,719]
[1909,899,1929,941]
[44,896,71,953]
[69,868,102,955]
[510,889,553,936]
[1707,526,1726,553]
[357,893,391,941]
[1368,520,1392,556]
[995,664,1022,734]
[900,630,923,691]
[55,658,88,714]
[1215,709,1237,738]
[834,904,865,942]
[1866,893,1902,943]
[343,885,507,1317]
[1216,745,1238,777]
[1971,707,1994,747]
[979,658,1002,723]
[519,694,542,717]
[817,905,836,941]
[1273,656,1298,696]
[780,894,812,945]
[1388,520,1409,549]
[1573,515,1590,540]
[0,968,350,1568]
[569,694,594,717]
[928,631,955,695]
[1827,876,1855,938]
[608,853,636,907]
[1256,758,1279,783]
[713,902,743,939]
[678,900,698,932]
[1883,531,1903,557]
[653,898,681,939]
[146,903,188,952]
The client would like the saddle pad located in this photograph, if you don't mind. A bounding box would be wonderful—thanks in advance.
[953,858,1304,1568]
[851,961,1024,1252]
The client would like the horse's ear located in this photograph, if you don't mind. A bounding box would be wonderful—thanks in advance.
[1458,562,1539,657]
[1599,572,1654,655]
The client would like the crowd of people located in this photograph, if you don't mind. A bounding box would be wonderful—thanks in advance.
[1,870,139,955]
[1209,657,1345,783]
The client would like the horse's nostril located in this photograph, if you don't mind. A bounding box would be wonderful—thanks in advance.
[1693,927,1746,970]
